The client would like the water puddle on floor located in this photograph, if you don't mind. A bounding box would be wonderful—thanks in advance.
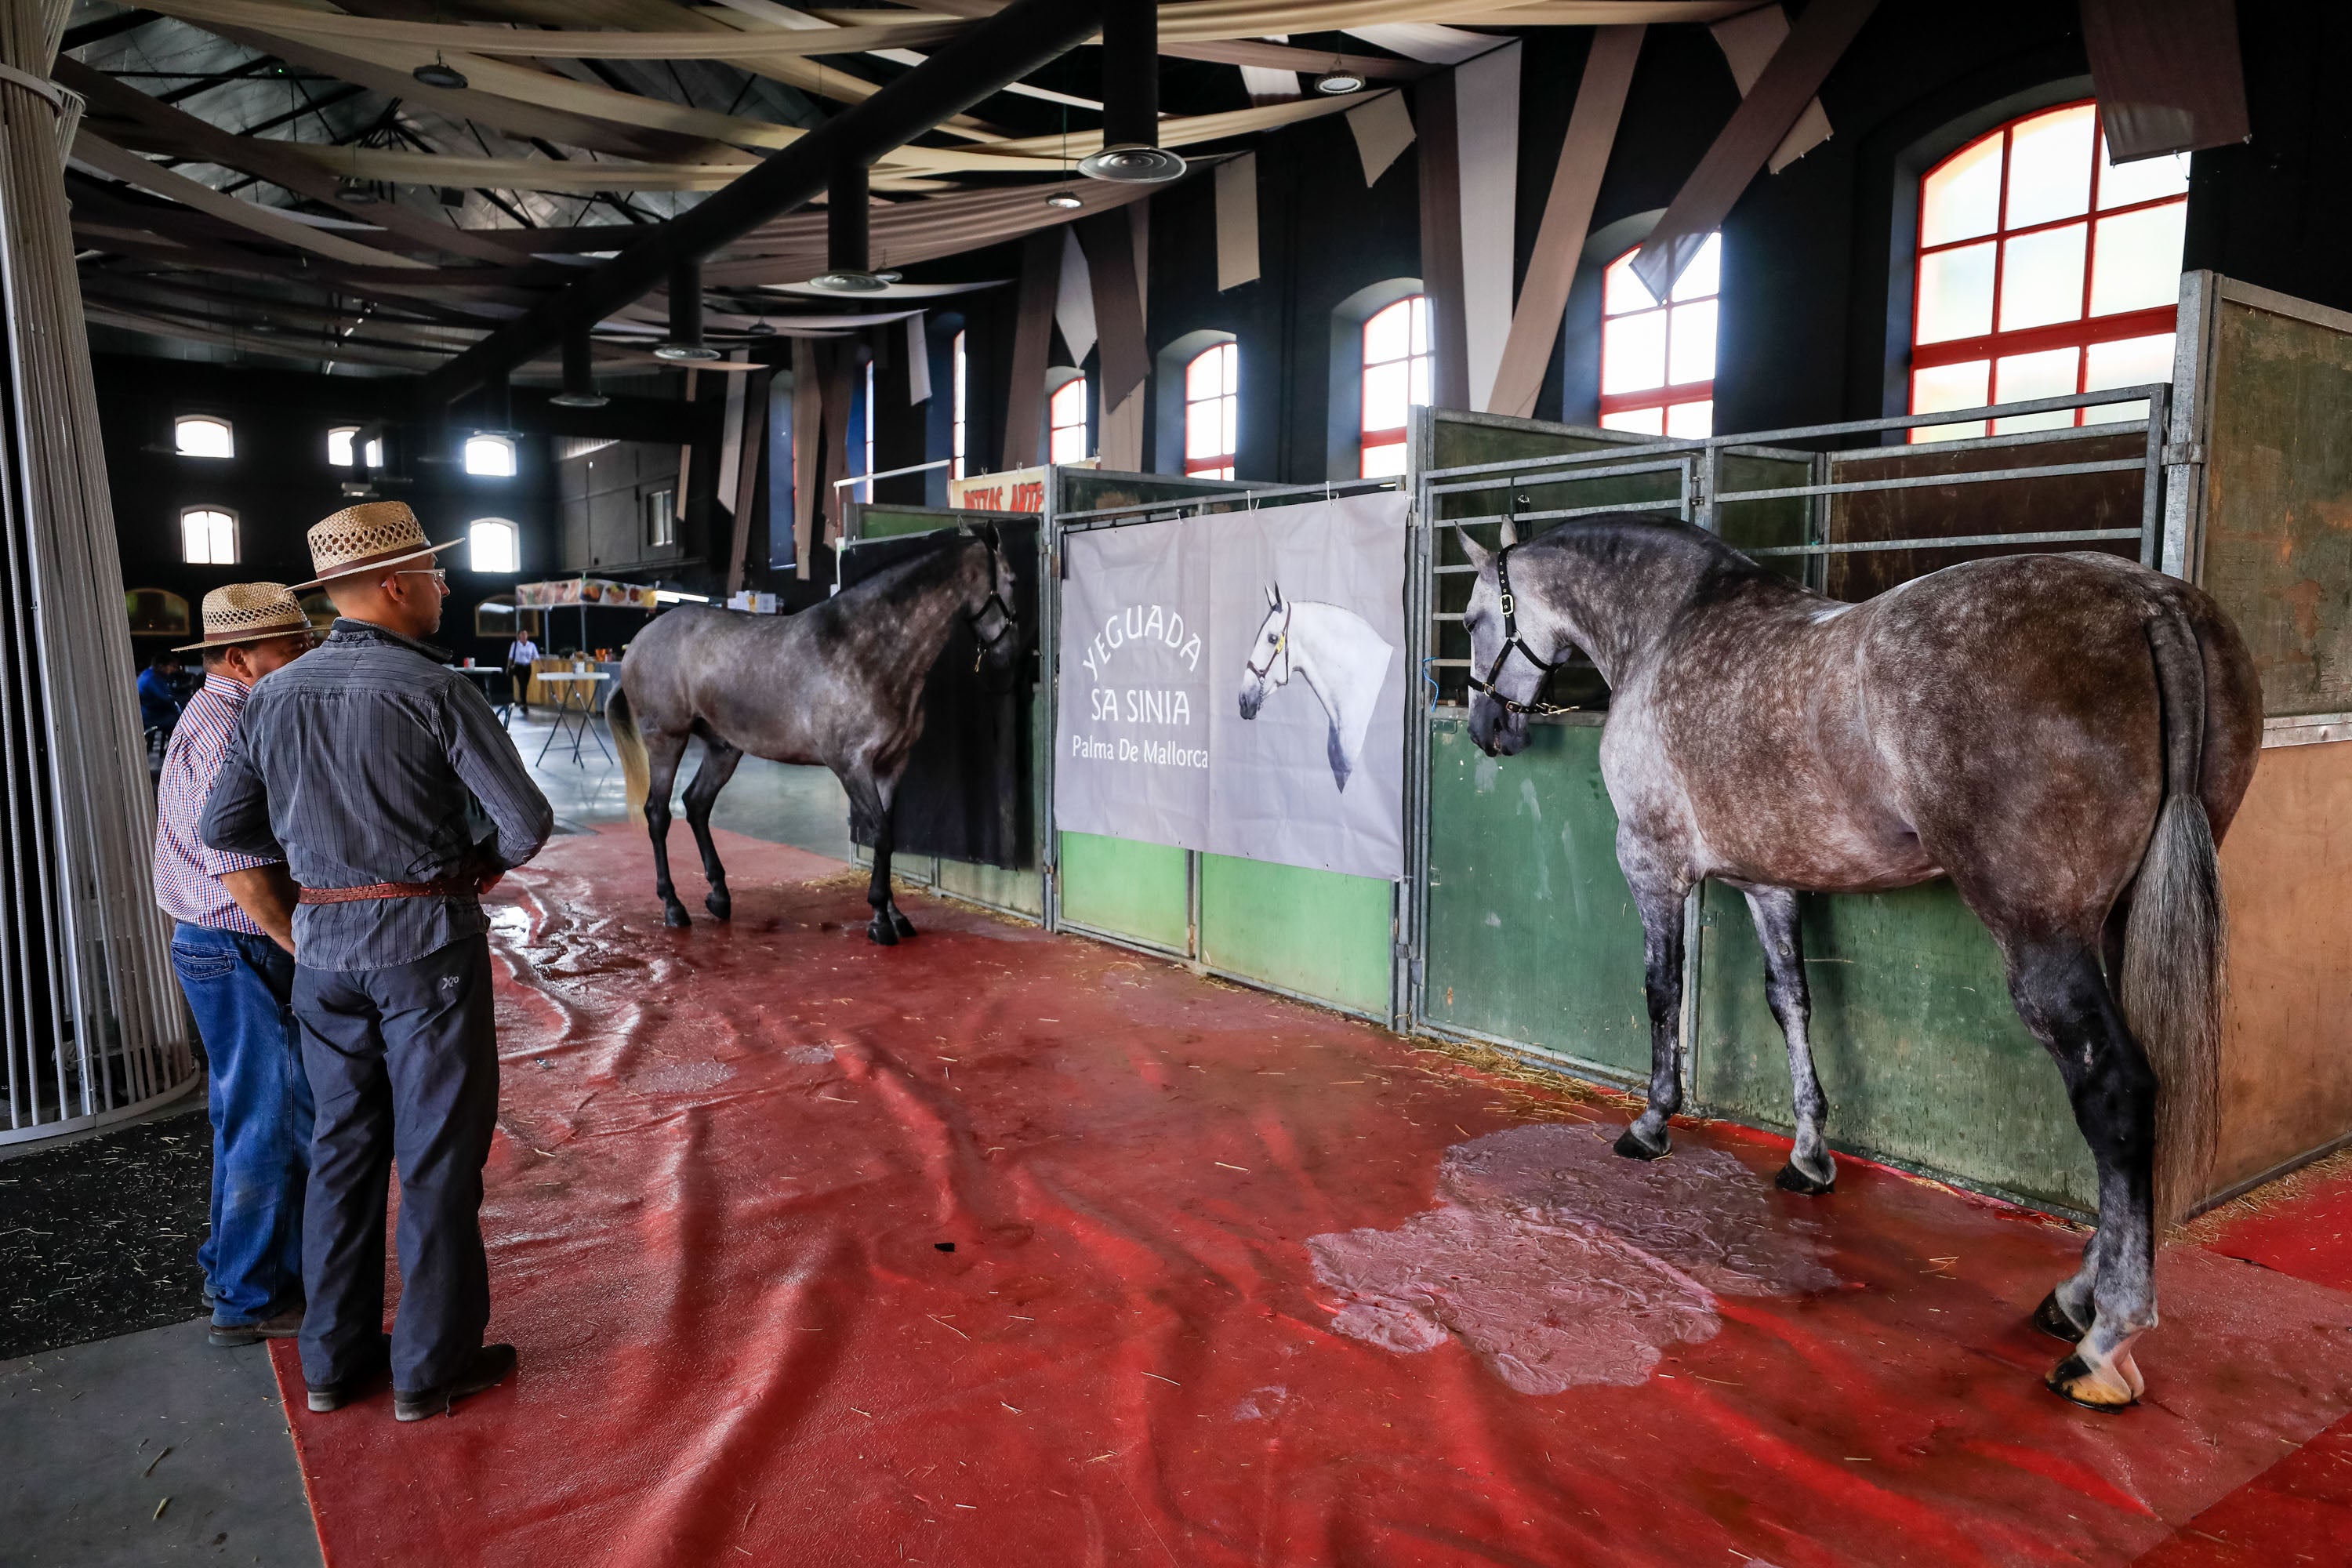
[1307,1124,1839,1395]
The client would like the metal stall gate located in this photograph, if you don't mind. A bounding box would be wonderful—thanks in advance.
[1044,470,1407,1022]
[1407,386,2172,1216]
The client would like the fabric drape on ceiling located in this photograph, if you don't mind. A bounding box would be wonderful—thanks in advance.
[727,367,771,595]
[1091,202,1150,471]
[1708,5,1831,172]
[906,313,932,405]
[1215,152,1259,291]
[718,346,750,521]
[2079,0,2250,161]
[793,340,822,579]
[1001,228,1060,471]
[819,342,856,553]
[1054,227,1096,367]
[1454,39,1519,412]
[1629,0,1879,301]
[1416,71,1471,412]
[708,177,1159,287]
[1486,24,1642,420]
[1347,88,1416,185]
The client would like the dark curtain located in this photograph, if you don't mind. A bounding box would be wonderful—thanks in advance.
[838,521,1040,868]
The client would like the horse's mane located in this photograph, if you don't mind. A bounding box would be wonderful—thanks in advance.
[821,530,979,620]
[1526,511,1789,604]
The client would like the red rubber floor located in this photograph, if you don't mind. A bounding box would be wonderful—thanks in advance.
[270,827,2352,1567]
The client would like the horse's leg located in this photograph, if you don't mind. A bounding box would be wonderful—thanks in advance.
[681,735,745,921]
[875,773,917,940]
[1743,886,1835,1194]
[1614,877,1689,1161]
[840,769,902,946]
[641,729,694,929]
[2004,934,2158,1410]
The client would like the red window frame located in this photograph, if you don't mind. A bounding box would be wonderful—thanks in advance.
[1910,100,2186,437]
[1359,295,1428,478]
[1598,234,1719,437]
[1182,341,1238,479]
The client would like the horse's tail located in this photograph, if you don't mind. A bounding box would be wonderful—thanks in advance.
[2121,602,2225,1226]
[607,686,651,827]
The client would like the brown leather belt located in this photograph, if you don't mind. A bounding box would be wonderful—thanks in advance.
[297,878,474,906]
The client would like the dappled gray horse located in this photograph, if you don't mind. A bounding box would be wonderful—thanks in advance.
[1460,513,2259,1411]
[608,527,1018,942]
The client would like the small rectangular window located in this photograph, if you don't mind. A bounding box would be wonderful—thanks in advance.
[646,489,677,550]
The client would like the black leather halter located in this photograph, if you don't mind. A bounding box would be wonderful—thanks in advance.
[966,528,1018,666]
[1245,602,1293,684]
[1467,544,1575,716]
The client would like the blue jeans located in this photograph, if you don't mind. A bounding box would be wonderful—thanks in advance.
[173,921,311,1327]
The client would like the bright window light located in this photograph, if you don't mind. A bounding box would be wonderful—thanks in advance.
[175,416,233,459]
[951,331,968,481]
[1049,375,1088,463]
[463,434,517,477]
[468,517,519,574]
[327,426,359,466]
[1359,295,1428,478]
[1599,232,1719,438]
[181,507,237,564]
[1184,341,1239,479]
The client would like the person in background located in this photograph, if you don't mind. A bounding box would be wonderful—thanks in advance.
[153,585,317,1347]
[204,503,553,1424]
[138,648,186,739]
[506,626,539,717]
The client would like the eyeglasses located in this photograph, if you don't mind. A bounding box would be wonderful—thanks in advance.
[392,568,449,588]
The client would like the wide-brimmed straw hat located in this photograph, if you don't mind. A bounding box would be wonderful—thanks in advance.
[292,501,461,590]
[175,582,311,652]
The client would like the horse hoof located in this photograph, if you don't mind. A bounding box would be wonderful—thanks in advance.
[663,904,692,929]
[2044,1350,2140,1412]
[1774,1160,1835,1196]
[866,918,898,947]
[1613,1126,1669,1161]
[2032,1290,2087,1344]
[891,913,916,938]
[705,891,731,921]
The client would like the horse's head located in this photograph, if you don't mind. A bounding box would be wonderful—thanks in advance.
[1238,583,1290,720]
[1461,520,1537,758]
[961,523,1021,674]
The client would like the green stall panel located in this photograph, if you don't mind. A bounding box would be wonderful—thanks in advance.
[1691,879,2096,1213]
[1056,831,1190,953]
[1198,855,1392,1018]
[1421,716,1650,1078]
[935,855,1043,918]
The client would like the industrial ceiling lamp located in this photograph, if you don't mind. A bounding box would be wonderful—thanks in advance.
[654,259,723,361]
[1078,0,1184,183]
[549,325,609,407]
[412,53,469,90]
[808,159,889,292]
[1312,58,1367,95]
[334,173,380,205]
[1045,188,1083,209]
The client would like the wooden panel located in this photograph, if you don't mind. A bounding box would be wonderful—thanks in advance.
[1198,857,1392,1017]
[2200,300,2352,715]
[1057,831,1189,953]
[1421,717,1652,1079]
[1693,879,2098,1214]
[2210,740,2352,1194]
[1823,434,2142,602]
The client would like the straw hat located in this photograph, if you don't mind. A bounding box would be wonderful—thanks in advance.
[175,582,312,653]
[292,501,461,589]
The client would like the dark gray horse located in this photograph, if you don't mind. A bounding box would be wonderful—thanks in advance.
[608,527,1018,942]
[1460,513,2259,1412]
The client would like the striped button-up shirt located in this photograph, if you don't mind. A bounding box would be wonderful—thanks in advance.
[201,619,554,971]
[153,672,277,936]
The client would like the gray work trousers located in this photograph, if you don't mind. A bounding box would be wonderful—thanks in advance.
[293,935,500,1395]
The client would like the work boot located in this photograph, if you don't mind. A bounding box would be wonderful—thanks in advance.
[394,1344,517,1422]
[209,1303,304,1348]
[306,1332,394,1414]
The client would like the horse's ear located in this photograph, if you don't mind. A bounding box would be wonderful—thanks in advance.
[1265,582,1281,611]
[1498,516,1520,548]
[1460,532,1493,572]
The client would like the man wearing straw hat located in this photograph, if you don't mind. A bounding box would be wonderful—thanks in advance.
[153,583,317,1348]
[203,502,553,1423]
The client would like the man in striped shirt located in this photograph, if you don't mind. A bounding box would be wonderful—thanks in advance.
[153,583,318,1347]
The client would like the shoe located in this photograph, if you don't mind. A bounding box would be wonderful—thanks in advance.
[394,1344,517,1422]
[305,1332,394,1414]
[209,1303,304,1348]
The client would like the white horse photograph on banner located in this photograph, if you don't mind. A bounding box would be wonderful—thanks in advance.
[1236,583,1396,792]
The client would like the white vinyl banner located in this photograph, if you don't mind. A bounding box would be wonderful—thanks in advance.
[1055,492,1406,880]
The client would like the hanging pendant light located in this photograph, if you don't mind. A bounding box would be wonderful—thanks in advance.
[808,158,889,291]
[1313,59,1367,95]
[412,53,469,90]
[655,259,723,361]
[1045,188,1083,210]
[549,325,609,407]
[1079,0,1184,183]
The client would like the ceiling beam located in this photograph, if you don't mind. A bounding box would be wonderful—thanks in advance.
[416,0,1102,409]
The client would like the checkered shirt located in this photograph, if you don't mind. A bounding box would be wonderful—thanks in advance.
[153,673,277,935]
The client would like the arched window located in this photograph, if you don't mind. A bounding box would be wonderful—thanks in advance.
[327,425,360,466]
[861,360,876,502]
[125,588,192,639]
[468,518,520,574]
[1600,232,1720,437]
[181,507,238,564]
[363,435,383,468]
[1048,372,1088,463]
[1911,100,2188,441]
[1359,295,1428,478]
[175,415,233,459]
[1183,342,1240,479]
[951,331,968,481]
[463,434,517,477]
